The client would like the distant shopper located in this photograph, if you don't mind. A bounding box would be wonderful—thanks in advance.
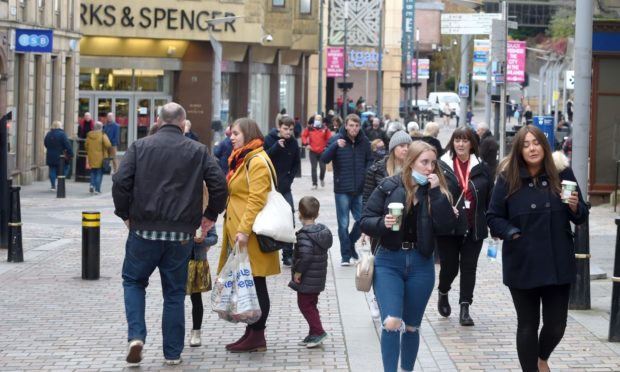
[366,117,388,148]
[302,114,332,189]
[78,112,94,139]
[213,125,233,174]
[321,113,373,266]
[290,196,333,349]
[44,120,73,191]
[113,102,227,365]
[184,120,200,142]
[476,122,499,179]
[103,112,121,174]
[85,122,112,194]
[264,116,301,266]
[421,121,443,157]
[360,141,457,372]
[487,125,588,372]
[370,139,387,163]
[524,105,533,125]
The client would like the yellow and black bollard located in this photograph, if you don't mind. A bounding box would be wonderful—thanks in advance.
[609,217,620,342]
[7,186,23,262]
[82,211,100,280]
[569,203,592,310]
[56,156,66,198]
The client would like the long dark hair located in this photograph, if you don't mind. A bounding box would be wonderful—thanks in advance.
[499,125,561,197]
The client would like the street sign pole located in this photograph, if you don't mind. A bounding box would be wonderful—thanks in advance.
[459,34,471,127]
[499,0,508,159]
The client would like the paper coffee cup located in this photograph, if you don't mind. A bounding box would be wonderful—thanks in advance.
[388,202,405,231]
[561,180,577,203]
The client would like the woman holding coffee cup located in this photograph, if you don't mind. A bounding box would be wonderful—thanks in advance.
[435,127,494,326]
[361,141,457,372]
[487,125,588,372]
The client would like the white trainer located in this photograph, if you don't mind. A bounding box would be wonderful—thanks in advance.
[190,329,201,347]
[126,339,144,364]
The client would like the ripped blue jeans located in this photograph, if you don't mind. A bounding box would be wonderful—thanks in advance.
[373,247,435,372]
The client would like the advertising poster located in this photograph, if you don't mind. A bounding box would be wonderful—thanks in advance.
[412,59,430,80]
[326,47,344,77]
[507,40,526,83]
[472,39,490,81]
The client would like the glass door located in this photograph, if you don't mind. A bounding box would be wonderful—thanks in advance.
[96,98,112,124]
[135,98,152,141]
[115,98,130,151]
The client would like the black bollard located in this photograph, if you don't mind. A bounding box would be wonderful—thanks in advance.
[7,186,23,262]
[569,205,591,310]
[609,217,620,341]
[82,211,100,280]
[56,156,66,198]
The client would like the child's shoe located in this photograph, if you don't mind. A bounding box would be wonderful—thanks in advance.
[297,335,312,346]
[306,332,328,348]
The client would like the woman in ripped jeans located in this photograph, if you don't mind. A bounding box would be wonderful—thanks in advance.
[361,141,458,372]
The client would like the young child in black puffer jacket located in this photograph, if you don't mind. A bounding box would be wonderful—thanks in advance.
[289,196,333,349]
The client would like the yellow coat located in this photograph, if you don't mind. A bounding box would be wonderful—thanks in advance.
[85,130,111,168]
[217,147,281,277]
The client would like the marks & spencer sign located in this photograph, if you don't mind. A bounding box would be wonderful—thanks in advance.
[81,1,241,40]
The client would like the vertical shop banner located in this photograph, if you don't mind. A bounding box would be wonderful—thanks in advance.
[507,40,526,83]
[472,39,490,81]
[402,0,416,81]
[411,59,430,80]
[326,47,344,77]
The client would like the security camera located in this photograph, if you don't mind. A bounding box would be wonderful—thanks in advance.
[263,34,273,43]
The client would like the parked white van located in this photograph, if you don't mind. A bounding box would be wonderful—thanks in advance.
[428,92,461,118]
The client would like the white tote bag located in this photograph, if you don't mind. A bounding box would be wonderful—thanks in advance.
[247,155,296,244]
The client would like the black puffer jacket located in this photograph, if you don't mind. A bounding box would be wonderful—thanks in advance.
[438,152,493,241]
[292,223,333,293]
[362,156,388,206]
[360,175,457,257]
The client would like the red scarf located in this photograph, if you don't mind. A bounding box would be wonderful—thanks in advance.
[226,138,264,183]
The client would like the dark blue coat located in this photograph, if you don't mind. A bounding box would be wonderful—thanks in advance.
[213,137,233,174]
[320,127,373,194]
[44,129,73,167]
[361,175,457,258]
[263,129,300,194]
[486,166,588,289]
[292,223,333,293]
[103,122,121,146]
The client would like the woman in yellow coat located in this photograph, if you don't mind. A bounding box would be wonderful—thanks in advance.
[85,121,112,194]
[217,117,280,353]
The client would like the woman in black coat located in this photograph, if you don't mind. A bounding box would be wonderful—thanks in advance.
[435,127,493,326]
[44,121,74,191]
[361,141,457,372]
[487,126,588,372]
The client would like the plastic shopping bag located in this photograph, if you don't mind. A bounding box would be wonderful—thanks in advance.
[230,249,262,324]
[210,247,236,322]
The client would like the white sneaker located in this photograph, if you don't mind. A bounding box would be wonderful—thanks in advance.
[164,358,182,365]
[190,329,201,347]
[126,339,144,364]
[369,297,381,319]
[349,258,359,265]
[340,261,350,267]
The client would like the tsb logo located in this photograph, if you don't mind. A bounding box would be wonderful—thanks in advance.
[18,33,50,48]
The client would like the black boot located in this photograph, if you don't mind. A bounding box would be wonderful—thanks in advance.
[459,303,474,326]
[438,292,451,317]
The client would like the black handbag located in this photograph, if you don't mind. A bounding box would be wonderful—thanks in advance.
[256,234,286,253]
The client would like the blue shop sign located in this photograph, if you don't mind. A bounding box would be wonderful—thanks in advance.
[533,116,555,150]
[15,29,53,53]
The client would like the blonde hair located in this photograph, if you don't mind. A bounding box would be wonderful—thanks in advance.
[423,121,440,137]
[370,138,384,152]
[401,141,451,209]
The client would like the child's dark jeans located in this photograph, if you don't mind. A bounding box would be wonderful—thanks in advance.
[297,292,325,336]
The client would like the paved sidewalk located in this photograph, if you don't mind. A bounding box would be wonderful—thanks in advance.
[0,130,619,371]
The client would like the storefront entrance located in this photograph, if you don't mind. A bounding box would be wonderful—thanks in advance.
[78,93,171,151]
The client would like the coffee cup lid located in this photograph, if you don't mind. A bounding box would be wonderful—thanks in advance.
[388,202,404,209]
[561,180,577,186]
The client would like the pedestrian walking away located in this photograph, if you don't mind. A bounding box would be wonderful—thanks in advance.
[302,114,332,189]
[486,125,588,372]
[217,117,281,353]
[436,127,493,326]
[264,116,301,266]
[112,102,227,366]
[85,121,112,194]
[321,113,373,266]
[289,196,333,349]
[361,141,457,372]
[103,112,121,174]
[44,120,73,191]
[476,122,499,179]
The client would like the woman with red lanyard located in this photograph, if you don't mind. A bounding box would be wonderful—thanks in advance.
[436,127,493,326]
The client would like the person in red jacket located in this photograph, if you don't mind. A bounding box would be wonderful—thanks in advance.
[302,114,332,189]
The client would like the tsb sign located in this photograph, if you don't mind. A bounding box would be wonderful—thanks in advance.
[15,29,53,53]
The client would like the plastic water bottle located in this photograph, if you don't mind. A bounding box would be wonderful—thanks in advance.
[487,239,498,261]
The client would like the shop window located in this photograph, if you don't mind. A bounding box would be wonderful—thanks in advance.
[279,75,295,118]
[249,73,270,135]
[300,0,311,15]
[272,0,285,8]
[78,68,169,92]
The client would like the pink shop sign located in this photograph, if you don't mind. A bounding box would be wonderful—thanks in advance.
[507,40,526,83]
[327,47,344,78]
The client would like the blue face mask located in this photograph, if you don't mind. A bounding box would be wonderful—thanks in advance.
[374,148,386,157]
[411,170,429,185]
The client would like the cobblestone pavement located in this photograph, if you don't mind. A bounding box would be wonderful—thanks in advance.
[1,125,620,371]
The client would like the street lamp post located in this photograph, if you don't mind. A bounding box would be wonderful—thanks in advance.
[339,1,352,118]
[317,0,325,115]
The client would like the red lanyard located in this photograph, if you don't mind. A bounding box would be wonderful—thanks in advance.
[454,159,471,195]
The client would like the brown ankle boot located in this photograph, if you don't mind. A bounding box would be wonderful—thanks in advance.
[225,327,250,350]
[228,329,267,353]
